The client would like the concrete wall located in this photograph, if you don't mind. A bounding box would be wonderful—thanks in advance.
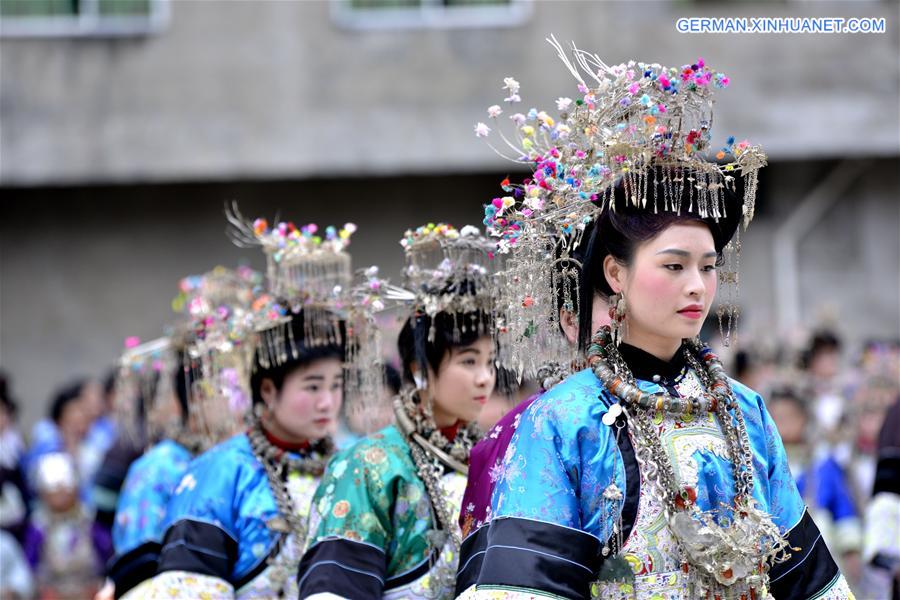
[2,0,898,185]
[1,1,897,428]
[0,174,498,427]
[734,158,900,350]
[2,160,898,429]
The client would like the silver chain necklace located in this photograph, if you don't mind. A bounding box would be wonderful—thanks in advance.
[393,387,481,598]
[246,413,333,598]
[588,327,791,599]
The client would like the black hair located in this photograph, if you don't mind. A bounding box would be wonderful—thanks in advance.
[250,310,345,406]
[383,364,402,396]
[102,367,117,398]
[50,379,87,424]
[809,330,842,354]
[134,369,159,434]
[576,178,740,351]
[397,310,492,386]
[174,352,192,424]
[768,387,809,419]
[801,330,842,369]
[0,371,17,419]
[397,280,493,386]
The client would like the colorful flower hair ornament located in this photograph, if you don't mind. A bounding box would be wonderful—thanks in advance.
[474,35,766,234]
[475,36,767,371]
[226,203,355,363]
[167,265,264,448]
[388,223,500,343]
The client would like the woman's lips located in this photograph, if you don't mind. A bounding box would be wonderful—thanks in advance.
[313,418,332,426]
[678,309,703,319]
[474,396,487,405]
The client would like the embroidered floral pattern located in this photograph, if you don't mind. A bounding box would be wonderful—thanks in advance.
[483,368,809,599]
[309,425,469,598]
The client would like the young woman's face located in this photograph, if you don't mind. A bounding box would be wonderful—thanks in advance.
[58,399,90,444]
[769,398,808,445]
[43,486,79,513]
[606,221,718,359]
[427,336,496,428]
[261,357,343,443]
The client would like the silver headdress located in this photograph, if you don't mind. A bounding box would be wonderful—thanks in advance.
[341,224,499,432]
[341,265,392,434]
[394,222,498,342]
[227,205,387,419]
[475,37,766,347]
[113,336,178,448]
[226,204,355,370]
[491,207,590,381]
[175,265,262,448]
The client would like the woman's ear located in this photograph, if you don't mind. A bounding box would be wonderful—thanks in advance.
[603,255,626,295]
[259,378,277,407]
[559,308,579,345]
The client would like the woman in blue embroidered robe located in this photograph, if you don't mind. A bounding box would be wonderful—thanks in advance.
[150,430,324,598]
[107,353,195,598]
[463,361,852,598]
[458,171,852,598]
[108,439,192,597]
[140,308,346,599]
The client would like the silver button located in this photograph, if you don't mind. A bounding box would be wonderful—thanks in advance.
[652,374,661,383]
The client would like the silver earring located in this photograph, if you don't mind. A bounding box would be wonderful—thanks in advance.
[609,292,627,346]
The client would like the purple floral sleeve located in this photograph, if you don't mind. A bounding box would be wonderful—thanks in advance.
[459,392,540,538]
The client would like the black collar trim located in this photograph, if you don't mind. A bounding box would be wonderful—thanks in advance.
[617,342,688,382]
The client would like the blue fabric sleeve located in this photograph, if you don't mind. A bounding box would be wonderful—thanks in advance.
[112,440,191,555]
[730,379,806,533]
[491,370,626,540]
[817,457,857,522]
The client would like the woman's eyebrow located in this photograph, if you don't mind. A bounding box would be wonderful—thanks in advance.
[655,248,717,258]
[455,347,480,356]
[302,374,343,382]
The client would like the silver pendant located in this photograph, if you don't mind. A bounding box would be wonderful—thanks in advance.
[426,528,447,549]
[267,516,290,533]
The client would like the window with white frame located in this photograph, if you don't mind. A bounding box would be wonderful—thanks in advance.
[331,0,532,30]
[0,0,169,37]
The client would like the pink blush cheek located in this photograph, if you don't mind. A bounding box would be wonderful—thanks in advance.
[634,269,677,301]
[283,389,314,419]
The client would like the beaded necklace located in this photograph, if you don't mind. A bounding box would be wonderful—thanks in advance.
[587,326,790,599]
[393,387,481,597]
[246,413,333,598]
